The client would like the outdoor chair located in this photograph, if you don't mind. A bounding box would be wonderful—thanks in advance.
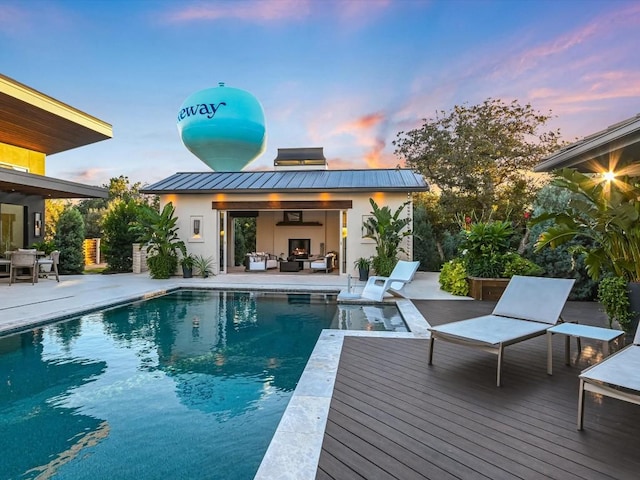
[428,275,575,386]
[360,260,420,302]
[9,251,38,285]
[37,250,60,282]
[577,327,640,430]
[310,253,336,273]
[0,257,10,278]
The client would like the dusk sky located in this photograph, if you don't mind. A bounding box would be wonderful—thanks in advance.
[2,0,639,187]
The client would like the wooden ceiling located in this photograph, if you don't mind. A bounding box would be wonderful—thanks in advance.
[0,74,112,155]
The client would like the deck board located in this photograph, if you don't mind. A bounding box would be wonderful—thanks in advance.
[316,301,640,480]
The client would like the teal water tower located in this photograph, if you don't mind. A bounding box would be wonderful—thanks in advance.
[177,83,266,171]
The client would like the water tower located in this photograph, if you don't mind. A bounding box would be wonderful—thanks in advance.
[177,83,266,171]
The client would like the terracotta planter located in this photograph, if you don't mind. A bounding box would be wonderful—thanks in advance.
[467,277,510,301]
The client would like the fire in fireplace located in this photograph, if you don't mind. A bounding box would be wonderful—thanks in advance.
[289,238,311,259]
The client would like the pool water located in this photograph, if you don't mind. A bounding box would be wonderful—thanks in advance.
[0,290,404,479]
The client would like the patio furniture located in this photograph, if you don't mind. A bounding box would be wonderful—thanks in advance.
[577,327,640,430]
[9,251,38,285]
[547,323,624,374]
[428,275,575,386]
[360,260,420,302]
[246,253,278,271]
[310,253,336,273]
[279,260,301,272]
[0,257,10,278]
[37,250,60,282]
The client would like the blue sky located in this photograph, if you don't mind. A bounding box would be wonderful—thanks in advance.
[2,0,639,186]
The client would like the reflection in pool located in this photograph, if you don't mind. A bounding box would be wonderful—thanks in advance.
[0,290,404,479]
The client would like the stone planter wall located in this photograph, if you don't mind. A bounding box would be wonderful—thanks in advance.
[132,243,148,274]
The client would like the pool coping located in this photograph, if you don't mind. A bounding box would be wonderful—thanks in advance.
[253,298,431,480]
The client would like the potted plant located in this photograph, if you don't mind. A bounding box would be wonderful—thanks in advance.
[533,168,640,335]
[354,257,371,281]
[180,254,194,278]
[193,255,214,278]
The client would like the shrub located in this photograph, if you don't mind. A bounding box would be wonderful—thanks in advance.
[101,199,144,272]
[461,220,513,278]
[502,253,543,277]
[439,258,469,296]
[55,207,85,274]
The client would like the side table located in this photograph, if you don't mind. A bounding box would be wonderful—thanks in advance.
[547,323,625,375]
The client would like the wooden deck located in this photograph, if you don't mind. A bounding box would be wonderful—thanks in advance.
[316,301,640,480]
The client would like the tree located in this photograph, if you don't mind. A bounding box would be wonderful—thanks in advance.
[77,176,156,239]
[55,207,85,274]
[44,199,67,241]
[395,99,563,254]
[101,199,145,272]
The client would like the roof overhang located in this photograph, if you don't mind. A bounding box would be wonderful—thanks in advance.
[535,114,640,173]
[0,169,108,199]
[0,74,113,155]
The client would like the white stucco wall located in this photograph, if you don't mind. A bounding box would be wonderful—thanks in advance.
[158,190,413,275]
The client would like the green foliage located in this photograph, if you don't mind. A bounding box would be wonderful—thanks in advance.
[395,98,562,229]
[461,220,514,277]
[193,255,214,278]
[412,201,442,271]
[597,276,633,331]
[523,184,597,300]
[136,202,186,279]
[234,217,256,266]
[180,254,195,269]
[146,254,178,280]
[533,168,640,282]
[101,199,145,272]
[363,198,413,276]
[55,207,85,274]
[44,199,67,241]
[502,253,543,277]
[439,258,469,296]
[77,176,157,239]
[354,257,371,270]
[30,239,56,255]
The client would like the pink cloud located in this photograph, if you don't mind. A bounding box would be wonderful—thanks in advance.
[493,4,640,80]
[162,0,311,23]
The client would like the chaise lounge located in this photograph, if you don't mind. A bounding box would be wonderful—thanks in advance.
[578,326,640,430]
[360,260,420,302]
[428,275,575,386]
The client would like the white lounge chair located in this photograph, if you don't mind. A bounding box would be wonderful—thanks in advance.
[360,260,420,302]
[578,327,640,430]
[428,275,575,386]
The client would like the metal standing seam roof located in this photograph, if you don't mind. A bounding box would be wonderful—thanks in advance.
[141,169,429,194]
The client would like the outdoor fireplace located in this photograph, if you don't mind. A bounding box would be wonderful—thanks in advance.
[289,238,310,259]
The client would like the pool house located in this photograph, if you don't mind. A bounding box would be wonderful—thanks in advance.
[142,147,429,276]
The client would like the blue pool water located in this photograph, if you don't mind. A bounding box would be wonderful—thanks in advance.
[0,290,404,480]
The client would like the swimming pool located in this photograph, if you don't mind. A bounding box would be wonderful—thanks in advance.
[0,290,404,479]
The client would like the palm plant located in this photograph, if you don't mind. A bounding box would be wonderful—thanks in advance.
[533,168,640,282]
[363,198,413,276]
[136,202,186,279]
